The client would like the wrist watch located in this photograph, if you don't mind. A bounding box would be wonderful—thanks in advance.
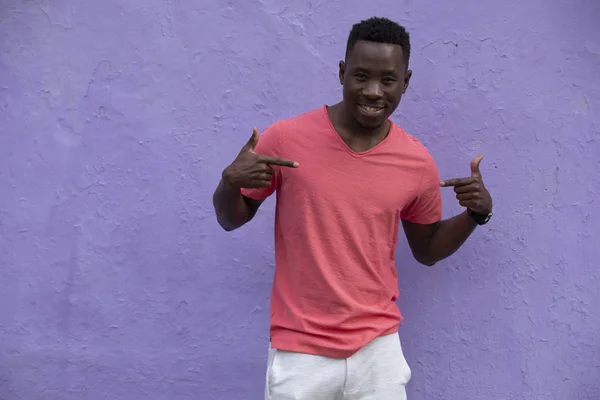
[468,208,493,225]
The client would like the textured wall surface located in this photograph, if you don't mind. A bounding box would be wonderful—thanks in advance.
[1,0,599,399]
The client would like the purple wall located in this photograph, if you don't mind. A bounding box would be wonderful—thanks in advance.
[1,1,599,399]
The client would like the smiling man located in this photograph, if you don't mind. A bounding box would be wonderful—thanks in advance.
[213,16,493,400]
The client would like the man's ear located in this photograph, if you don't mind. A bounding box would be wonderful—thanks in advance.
[339,60,346,85]
[403,69,412,93]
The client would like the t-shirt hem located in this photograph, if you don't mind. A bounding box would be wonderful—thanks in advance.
[270,325,401,359]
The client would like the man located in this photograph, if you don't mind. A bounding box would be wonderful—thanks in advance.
[213,16,493,400]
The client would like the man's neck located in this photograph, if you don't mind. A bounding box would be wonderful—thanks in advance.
[327,102,391,152]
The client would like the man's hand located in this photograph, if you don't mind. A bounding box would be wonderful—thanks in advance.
[440,155,492,215]
[222,128,299,189]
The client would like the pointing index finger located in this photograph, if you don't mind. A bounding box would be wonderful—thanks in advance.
[440,177,476,187]
[258,155,299,168]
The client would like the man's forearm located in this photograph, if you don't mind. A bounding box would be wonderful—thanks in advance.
[212,178,251,231]
[424,211,478,265]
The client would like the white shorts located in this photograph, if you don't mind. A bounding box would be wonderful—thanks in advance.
[264,333,411,400]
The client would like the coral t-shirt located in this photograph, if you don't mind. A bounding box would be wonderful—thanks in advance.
[241,106,442,358]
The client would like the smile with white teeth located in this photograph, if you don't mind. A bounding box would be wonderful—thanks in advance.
[359,104,384,115]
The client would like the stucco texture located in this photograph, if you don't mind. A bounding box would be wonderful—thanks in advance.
[1,0,599,399]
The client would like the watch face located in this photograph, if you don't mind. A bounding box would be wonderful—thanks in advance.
[470,210,492,225]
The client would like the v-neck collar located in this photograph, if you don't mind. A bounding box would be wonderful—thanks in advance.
[322,105,394,157]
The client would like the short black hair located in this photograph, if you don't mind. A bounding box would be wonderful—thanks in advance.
[345,17,411,66]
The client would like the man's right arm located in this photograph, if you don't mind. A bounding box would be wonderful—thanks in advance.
[212,174,264,232]
[212,126,298,232]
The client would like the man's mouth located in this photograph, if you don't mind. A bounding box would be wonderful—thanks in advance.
[358,104,385,117]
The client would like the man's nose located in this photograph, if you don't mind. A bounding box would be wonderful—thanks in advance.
[363,81,383,98]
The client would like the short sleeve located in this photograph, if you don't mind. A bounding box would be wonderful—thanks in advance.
[400,155,443,224]
[240,123,282,201]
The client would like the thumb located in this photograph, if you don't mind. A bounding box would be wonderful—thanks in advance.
[243,127,260,151]
[470,155,484,177]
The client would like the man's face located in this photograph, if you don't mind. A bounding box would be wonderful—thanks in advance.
[339,40,411,130]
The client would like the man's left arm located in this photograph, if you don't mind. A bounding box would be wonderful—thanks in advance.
[402,155,493,266]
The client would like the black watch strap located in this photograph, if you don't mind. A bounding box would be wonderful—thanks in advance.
[468,209,492,225]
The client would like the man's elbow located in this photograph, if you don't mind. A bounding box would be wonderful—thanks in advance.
[413,252,437,267]
[215,214,240,232]
[418,258,437,267]
[215,212,250,232]
[219,223,237,232]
